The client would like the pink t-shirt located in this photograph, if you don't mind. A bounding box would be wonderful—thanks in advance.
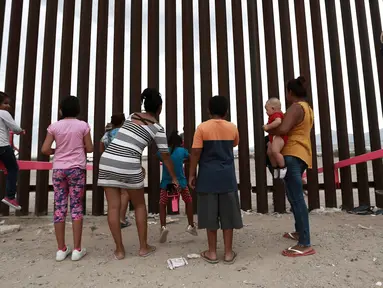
[47,119,90,170]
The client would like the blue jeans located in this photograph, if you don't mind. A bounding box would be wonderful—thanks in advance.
[284,156,310,246]
[0,146,18,200]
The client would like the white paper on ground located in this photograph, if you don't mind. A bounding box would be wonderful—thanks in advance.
[167,257,188,270]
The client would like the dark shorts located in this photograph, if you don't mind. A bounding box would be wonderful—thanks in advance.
[197,191,243,230]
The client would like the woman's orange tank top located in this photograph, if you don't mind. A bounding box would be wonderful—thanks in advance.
[282,101,314,168]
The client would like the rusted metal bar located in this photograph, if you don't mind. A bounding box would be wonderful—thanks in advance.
[17,0,41,215]
[113,0,125,114]
[309,0,336,208]
[340,0,370,206]
[278,0,294,103]
[92,0,108,216]
[58,0,75,105]
[77,0,92,122]
[262,0,285,212]
[0,1,5,57]
[2,0,23,216]
[165,0,178,215]
[182,0,196,213]
[129,0,142,113]
[35,0,58,216]
[147,0,160,214]
[214,0,230,120]
[247,0,267,213]
[198,0,212,122]
[231,0,251,211]
[294,0,320,210]
[76,0,92,213]
[324,1,353,210]
[354,0,383,208]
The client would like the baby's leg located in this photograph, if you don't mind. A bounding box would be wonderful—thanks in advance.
[271,136,285,168]
[267,142,277,168]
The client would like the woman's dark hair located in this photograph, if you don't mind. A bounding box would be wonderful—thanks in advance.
[209,95,228,117]
[141,88,163,114]
[60,96,80,118]
[111,113,125,127]
[287,76,307,99]
[0,92,10,105]
[168,130,182,154]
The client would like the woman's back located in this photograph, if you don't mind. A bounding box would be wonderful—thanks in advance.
[282,101,313,168]
[48,119,90,169]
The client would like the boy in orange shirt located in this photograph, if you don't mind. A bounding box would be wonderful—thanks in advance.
[189,95,243,265]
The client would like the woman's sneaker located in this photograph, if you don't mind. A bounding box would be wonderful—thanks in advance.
[56,246,72,262]
[71,248,87,261]
[186,225,198,236]
[1,197,21,210]
[159,226,169,243]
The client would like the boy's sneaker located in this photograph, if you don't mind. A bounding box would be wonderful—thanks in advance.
[56,246,72,262]
[1,197,21,210]
[186,225,198,236]
[159,226,169,243]
[71,248,87,261]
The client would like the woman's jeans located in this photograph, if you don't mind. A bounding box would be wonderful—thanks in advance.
[0,145,18,200]
[284,156,310,246]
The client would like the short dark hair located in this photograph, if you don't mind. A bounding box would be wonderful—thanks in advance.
[60,96,80,118]
[0,92,11,105]
[167,130,182,154]
[287,76,307,99]
[209,95,228,117]
[141,88,163,114]
[111,113,125,127]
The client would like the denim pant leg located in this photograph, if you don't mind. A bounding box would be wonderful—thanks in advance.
[0,146,19,199]
[284,156,310,246]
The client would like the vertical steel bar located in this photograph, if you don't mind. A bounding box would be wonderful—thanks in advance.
[147,0,160,214]
[182,0,196,213]
[214,0,230,120]
[76,0,92,213]
[0,1,5,57]
[324,1,353,210]
[231,0,251,211]
[113,0,125,114]
[58,0,75,105]
[340,0,370,206]
[129,0,142,113]
[92,0,108,216]
[294,0,320,210]
[77,0,92,122]
[17,0,41,215]
[2,0,23,216]
[247,0,267,213]
[262,0,285,212]
[198,0,212,122]
[35,0,58,216]
[354,0,383,207]
[309,0,337,208]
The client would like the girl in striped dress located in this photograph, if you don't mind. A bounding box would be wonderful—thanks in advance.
[98,88,179,260]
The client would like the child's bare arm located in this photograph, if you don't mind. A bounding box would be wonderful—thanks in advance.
[263,117,282,132]
[188,148,202,189]
[41,133,55,156]
[84,131,94,153]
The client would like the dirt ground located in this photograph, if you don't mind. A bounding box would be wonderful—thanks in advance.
[1,211,383,288]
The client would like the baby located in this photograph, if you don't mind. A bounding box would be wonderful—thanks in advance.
[263,98,288,179]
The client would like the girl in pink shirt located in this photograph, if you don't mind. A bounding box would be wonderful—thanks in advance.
[42,96,93,262]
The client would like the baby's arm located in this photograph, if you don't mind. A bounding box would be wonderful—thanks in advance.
[263,117,282,132]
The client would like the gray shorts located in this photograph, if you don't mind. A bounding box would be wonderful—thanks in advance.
[197,191,243,230]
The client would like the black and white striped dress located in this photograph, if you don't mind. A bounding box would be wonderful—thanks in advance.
[98,114,168,189]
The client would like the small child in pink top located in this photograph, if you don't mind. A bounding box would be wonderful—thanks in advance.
[42,96,93,262]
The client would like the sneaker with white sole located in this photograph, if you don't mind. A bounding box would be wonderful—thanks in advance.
[1,197,21,210]
[159,226,169,243]
[186,225,198,236]
[71,248,87,261]
[56,246,72,262]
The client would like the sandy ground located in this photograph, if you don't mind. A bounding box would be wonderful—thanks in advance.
[1,211,383,288]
